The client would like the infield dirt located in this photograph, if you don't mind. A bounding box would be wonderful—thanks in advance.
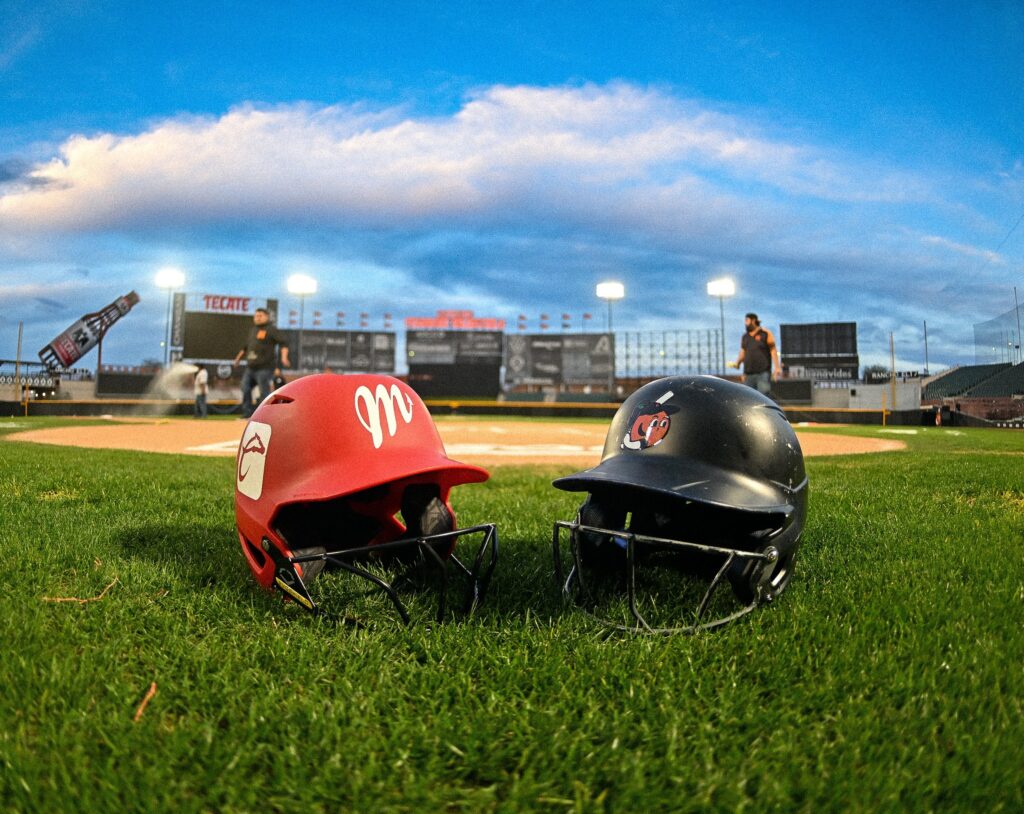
[6,417,904,467]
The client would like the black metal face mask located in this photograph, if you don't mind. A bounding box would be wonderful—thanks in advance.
[262,483,498,626]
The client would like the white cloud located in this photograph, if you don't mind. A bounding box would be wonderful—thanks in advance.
[0,276,104,303]
[920,234,1003,264]
[0,24,41,72]
[0,83,927,238]
[0,82,1016,369]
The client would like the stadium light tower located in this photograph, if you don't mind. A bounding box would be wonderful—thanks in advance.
[287,273,318,370]
[596,281,625,333]
[596,281,625,395]
[707,277,736,375]
[155,266,185,368]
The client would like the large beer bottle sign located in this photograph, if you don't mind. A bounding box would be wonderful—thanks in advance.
[38,291,140,370]
[47,319,100,368]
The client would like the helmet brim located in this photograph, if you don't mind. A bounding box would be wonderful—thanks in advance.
[399,450,490,490]
[290,446,488,504]
[553,454,802,514]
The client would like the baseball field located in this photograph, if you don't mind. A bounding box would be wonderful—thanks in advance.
[1,415,1021,812]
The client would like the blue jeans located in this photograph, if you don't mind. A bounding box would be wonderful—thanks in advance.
[240,367,273,417]
[194,394,208,418]
[744,371,772,395]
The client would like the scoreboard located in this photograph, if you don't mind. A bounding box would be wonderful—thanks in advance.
[504,333,614,387]
[779,322,859,381]
[287,329,395,372]
[406,330,504,397]
[175,292,394,373]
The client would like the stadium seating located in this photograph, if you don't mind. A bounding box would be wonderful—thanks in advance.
[923,363,1011,399]
[963,362,1024,397]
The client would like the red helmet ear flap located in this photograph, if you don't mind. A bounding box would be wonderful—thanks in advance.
[239,530,274,587]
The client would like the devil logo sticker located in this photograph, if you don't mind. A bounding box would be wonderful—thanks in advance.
[237,421,272,499]
[621,390,679,450]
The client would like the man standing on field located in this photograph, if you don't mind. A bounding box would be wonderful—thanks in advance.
[233,308,290,418]
[733,312,782,396]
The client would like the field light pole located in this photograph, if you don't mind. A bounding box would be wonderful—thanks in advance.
[924,320,930,375]
[596,281,625,396]
[155,267,185,368]
[706,277,735,375]
[1015,286,1022,364]
[287,273,318,371]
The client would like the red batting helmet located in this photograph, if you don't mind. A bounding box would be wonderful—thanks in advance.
[235,373,497,623]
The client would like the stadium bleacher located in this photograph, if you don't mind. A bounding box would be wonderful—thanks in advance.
[963,362,1024,397]
[922,363,1011,399]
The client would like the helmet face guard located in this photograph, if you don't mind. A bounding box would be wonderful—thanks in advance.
[259,521,498,625]
[552,375,807,635]
[553,513,793,635]
[235,374,498,625]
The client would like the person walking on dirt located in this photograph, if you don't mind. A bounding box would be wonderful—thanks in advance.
[193,365,209,419]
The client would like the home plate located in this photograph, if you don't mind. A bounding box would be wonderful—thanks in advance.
[445,443,604,458]
[182,439,605,459]
[186,440,242,454]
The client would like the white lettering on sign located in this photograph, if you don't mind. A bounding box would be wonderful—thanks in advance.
[203,295,253,313]
[354,383,415,449]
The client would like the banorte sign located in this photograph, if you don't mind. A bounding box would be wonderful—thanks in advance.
[404,309,506,330]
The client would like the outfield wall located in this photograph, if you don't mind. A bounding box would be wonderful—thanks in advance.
[0,396,930,426]
[0,373,990,428]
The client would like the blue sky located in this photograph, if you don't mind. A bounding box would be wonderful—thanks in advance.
[1,0,1022,372]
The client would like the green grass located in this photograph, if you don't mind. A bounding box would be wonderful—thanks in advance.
[0,417,1022,812]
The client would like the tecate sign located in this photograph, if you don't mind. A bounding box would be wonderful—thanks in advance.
[201,295,254,313]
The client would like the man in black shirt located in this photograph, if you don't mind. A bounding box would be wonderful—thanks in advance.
[733,312,781,395]
[233,308,290,417]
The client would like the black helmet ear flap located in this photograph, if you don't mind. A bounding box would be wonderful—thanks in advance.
[577,493,628,571]
[401,483,455,538]
[727,513,802,604]
[578,493,627,530]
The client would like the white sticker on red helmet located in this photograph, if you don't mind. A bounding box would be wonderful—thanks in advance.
[354,382,415,449]
[237,421,272,499]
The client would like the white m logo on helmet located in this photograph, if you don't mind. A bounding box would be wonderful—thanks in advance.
[354,383,416,449]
